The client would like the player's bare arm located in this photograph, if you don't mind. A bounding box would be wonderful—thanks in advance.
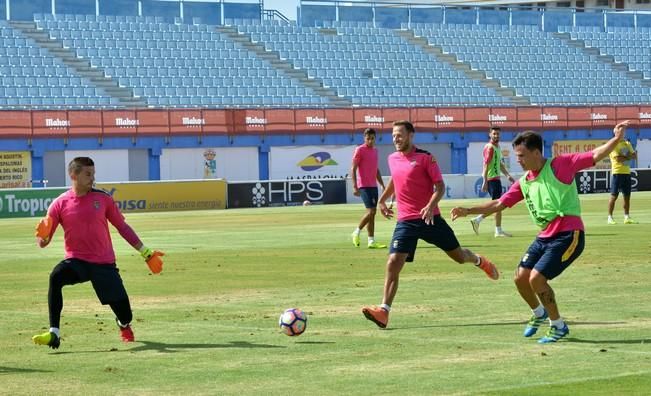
[378,179,395,219]
[376,169,385,190]
[350,162,360,196]
[451,200,507,222]
[593,120,630,163]
[501,162,515,183]
[420,180,445,225]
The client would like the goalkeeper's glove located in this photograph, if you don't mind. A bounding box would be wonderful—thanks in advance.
[35,216,53,242]
[139,246,165,274]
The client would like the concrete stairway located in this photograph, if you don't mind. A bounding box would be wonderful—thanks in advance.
[215,25,352,107]
[553,32,651,88]
[395,29,531,106]
[9,21,147,107]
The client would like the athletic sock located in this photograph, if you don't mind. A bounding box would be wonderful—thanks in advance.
[353,228,361,235]
[368,236,375,244]
[49,327,60,337]
[550,318,565,328]
[532,305,545,318]
[380,304,391,312]
[474,254,481,266]
[473,215,483,223]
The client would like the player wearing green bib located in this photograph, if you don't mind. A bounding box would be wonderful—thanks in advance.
[451,120,631,343]
[470,127,515,237]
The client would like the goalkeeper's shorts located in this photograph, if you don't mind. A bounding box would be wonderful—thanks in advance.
[52,258,129,304]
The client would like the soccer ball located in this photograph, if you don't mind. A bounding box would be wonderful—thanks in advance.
[279,308,307,336]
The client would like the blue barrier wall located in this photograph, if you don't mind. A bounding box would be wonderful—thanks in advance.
[300,2,644,31]
[6,1,257,24]
[57,0,95,16]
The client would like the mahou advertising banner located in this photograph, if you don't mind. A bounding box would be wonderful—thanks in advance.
[2,107,650,138]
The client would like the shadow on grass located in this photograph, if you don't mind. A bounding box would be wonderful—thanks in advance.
[0,366,52,374]
[566,337,651,344]
[295,341,335,345]
[129,340,286,353]
[385,320,629,331]
[51,340,285,354]
[385,320,523,331]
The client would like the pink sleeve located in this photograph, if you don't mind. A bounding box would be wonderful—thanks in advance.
[498,180,524,208]
[46,198,61,236]
[551,152,594,184]
[483,145,494,165]
[105,197,142,248]
[352,147,361,165]
[426,156,443,184]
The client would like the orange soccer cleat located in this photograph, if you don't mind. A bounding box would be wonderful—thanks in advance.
[477,255,499,280]
[362,306,389,329]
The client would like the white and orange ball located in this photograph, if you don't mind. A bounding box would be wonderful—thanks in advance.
[279,308,308,336]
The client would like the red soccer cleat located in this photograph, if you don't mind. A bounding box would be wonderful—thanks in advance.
[117,321,135,343]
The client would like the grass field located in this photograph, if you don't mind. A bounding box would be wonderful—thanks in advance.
[1,192,650,395]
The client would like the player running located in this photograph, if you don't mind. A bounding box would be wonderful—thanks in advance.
[361,120,499,329]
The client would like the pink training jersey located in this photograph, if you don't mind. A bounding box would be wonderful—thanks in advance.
[352,144,379,188]
[47,189,141,264]
[499,151,594,238]
[388,146,443,221]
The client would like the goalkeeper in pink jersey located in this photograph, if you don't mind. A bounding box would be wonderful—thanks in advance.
[32,157,164,349]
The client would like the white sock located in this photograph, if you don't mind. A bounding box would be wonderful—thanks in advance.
[353,228,361,235]
[474,254,481,266]
[496,226,503,233]
[532,305,545,318]
[608,215,614,221]
[473,215,483,223]
[117,319,129,328]
[624,214,630,220]
[49,327,60,337]
[380,304,391,312]
[368,236,375,244]
[550,318,565,329]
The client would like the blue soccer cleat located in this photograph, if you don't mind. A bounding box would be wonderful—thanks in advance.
[538,324,569,344]
[523,310,548,337]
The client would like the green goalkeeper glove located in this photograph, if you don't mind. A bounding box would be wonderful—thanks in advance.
[140,246,165,274]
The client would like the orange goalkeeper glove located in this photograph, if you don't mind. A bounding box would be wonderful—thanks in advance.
[35,216,53,242]
[140,247,164,274]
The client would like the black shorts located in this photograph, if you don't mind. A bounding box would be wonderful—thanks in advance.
[519,230,585,280]
[389,216,461,262]
[56,258,129,304]
[610,174,631,196]
[359,187,378,209]
[487,179,503,200]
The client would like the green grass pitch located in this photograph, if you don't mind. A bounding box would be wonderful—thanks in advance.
[1,192,650,395]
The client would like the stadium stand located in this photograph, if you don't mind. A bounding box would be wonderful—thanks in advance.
[235,19,511,106]
[411,23,651,105]
[0,20,119,108]
[0,2,648,109]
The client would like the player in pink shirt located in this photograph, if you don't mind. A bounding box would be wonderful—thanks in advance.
[32,157,164,349]
[451,121,631,343]
[362,121,499,329]
[350,128,386,249]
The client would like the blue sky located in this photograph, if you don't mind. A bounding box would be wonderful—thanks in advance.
[263,0,299,20]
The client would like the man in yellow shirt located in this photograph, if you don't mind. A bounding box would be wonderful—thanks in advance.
[607,137,637,224]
